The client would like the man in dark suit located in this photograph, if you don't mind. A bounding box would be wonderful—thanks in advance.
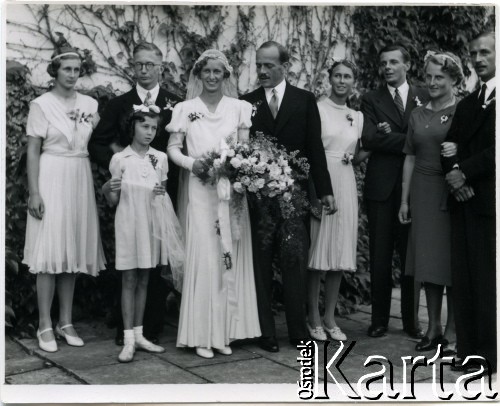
[89,42,182,345]
[240,41,336,352]
[360,44,427,339]
[442,32,496,373]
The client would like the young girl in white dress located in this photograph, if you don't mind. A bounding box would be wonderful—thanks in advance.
[104,107,184,363]
[307,60,370,342]
[23,47,106,353]
[167,50,261,359]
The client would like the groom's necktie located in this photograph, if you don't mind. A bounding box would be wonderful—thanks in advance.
[478,83,488,108]
[269,88,279,119]
[144,91,153,106]
[394,87,405,118]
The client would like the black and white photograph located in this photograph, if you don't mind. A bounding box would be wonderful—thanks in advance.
[2,1,497,403]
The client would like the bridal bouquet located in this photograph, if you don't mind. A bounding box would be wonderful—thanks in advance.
[195,131,310,220]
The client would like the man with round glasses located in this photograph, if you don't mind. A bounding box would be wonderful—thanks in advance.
[89,41,182,346]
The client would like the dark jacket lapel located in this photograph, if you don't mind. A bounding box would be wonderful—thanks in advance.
[255,87,275,135]
[404,86,417,125]
[377,87,403,128]
[274,82,299,136]
[465,88,496,142]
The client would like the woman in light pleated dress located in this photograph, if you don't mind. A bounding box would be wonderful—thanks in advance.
[23,47,106,352]
[167,50,261,359]
[307,60,370,341]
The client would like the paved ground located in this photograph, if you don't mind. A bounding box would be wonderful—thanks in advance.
[4,288,493,394]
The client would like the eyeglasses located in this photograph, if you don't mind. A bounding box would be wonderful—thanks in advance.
[133,62,161,71]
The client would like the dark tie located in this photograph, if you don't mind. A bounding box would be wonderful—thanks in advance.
[144,91,152,106]
[269,89,279,119]
[394,88,405,117]
[478,83,488,108]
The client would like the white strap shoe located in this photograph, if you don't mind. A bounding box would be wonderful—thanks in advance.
[135,338,165,353]
[307,324,327,341]
[323,322,347,341]
[37,327,58,353]
[55,324,84,347]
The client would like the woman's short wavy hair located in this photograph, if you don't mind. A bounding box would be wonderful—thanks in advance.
[46,46,83,78]
[424,51,464,86]
[327,59,358,80]
[122,110,161,146]
[192,56,231,79]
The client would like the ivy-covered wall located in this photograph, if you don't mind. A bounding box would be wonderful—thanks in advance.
[5,4,494,335]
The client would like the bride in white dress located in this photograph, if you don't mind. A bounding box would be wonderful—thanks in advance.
[167,50,261,359]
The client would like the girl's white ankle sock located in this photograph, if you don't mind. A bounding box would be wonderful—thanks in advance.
[133,325,146,342]
[124,329,135,345]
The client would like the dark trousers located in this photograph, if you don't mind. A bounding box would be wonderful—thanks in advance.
[366,186,420,329]
[115,267,167,338]
[249,204,309,340]
[451,204,496,371]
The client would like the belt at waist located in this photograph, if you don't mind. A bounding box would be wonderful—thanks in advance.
[325,150,349,158]
[42,150,89,158]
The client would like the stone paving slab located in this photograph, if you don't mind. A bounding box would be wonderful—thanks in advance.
[189,357,298,383]
[155,345,260,369]
[78,357,207,384]
[5,365,82,385]
[5,338,46,376]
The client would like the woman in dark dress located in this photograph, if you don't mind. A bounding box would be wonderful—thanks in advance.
[398,51,464,352]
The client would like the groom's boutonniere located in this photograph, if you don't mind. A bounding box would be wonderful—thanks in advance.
[414,96,423,107]
[164,97,178,111]
[440,114,451,124]
[483,97,495,110]
[188,112,204,122]
[251,100,263,117]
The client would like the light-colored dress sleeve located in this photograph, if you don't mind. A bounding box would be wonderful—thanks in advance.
[356,111,364,139]
[238,100,253,129]
[403,112,416,155]
[26,102,49,139]
[160,153,169,182]
[166,103,195,171]
[109,153,122,179]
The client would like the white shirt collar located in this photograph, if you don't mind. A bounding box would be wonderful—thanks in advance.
[121,145,151,158]
[479,77,496,100]
[136,83,160,104]
[264,79,287,108]
[387,81,409,109]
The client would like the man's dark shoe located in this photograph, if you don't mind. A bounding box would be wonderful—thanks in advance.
[259,336,279,352]
[367,325,387,338]
[404,326,425,339]
[415,335,446,352]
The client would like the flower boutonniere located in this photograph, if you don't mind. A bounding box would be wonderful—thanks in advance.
[414,96,423,107]
[440,114,451,124]
[342,152,354,165]
[67,108,80,122]
[79,112,94,125]
[148,153,158,170]
[251,100,263,117]
[164,97,178,111]
[346,113,354,126]
[188,112,204,122]
[483,97,495,110]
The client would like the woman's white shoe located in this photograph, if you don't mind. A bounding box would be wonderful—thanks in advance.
[196,347,214,359]
[37,327,58,353]
[55,324,84,347]
[215,346,232,355]
[307,324,328,341]
[323,322,347,341]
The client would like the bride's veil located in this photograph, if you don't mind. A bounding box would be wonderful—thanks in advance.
[185,49,238,100]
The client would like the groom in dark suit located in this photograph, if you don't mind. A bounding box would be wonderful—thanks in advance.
[442,32,496,373]
[360,44,427,339]
[240,41,336,352]
[89,42,182,345]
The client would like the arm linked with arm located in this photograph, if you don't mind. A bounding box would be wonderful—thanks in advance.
[360,95,407,154]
